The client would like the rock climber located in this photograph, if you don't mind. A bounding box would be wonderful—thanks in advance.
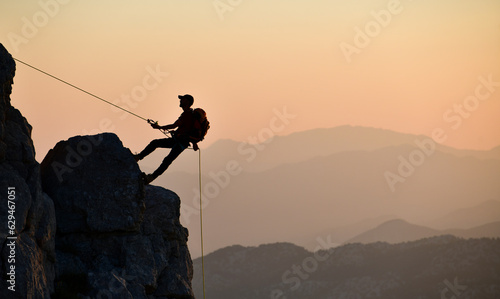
[134,94,199,185]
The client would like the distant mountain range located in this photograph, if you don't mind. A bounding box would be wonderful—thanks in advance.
[192,236,500,299]
[345,218,500,244]
[429,199,500,229]
[142,126,500,257]
[141,126,500,175]
[294,200,500,251]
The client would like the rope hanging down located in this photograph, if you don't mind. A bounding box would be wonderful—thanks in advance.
[199,148,206,299]
[15,57,208,297]
[13,57,149,122]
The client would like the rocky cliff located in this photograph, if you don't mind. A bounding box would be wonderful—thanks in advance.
[0,43,194,298]
[0,43,56,298]
[41,133,194,298]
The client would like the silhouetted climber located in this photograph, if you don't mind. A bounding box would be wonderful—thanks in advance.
[134,94,209,184]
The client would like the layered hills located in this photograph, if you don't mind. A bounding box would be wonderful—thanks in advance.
[192,236,500,298]
[153,130,500,257]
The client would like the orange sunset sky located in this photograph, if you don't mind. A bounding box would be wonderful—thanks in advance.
[1,0,499,159]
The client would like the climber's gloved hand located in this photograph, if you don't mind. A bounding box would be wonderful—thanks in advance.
[147,119,161,129]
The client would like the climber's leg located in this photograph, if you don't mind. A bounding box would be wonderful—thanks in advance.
[146,140,187,183]
[135,138,172,161]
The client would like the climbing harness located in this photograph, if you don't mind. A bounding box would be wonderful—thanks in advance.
[147,120,193,151]
[14,57,207,298]
[147,119,172,137]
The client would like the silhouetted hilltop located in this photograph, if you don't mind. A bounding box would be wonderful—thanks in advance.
[346,219,439,244]
[345,218,500,244]
[447,221,500,239]
[193,236,500,298]
[193,243,310,298]
[430,199,500,229]
[0,43,194,299]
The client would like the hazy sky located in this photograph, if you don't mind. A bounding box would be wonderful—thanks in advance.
[1,0,499,159]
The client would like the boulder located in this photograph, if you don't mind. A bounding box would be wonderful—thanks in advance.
[41,133,145,233]
[41,133,194,298]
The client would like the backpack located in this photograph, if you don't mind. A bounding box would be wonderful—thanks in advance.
[190,108,210,143]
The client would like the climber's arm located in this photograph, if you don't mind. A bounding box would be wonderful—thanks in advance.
[159,123,177,130]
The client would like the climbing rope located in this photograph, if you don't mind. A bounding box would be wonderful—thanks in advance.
[199,148,206,299]
[14,57,208,296]
[13,57,149,122]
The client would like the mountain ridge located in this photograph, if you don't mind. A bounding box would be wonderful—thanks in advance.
[192,236,500,298]
[168,143,500,258]
[429,199,500,229]
[345,218,500,245]
[141,125,500,176]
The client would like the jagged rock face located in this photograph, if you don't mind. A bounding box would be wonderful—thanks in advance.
[0,43,56,298]
[0,43,194,298]
[41,133,145,233]
[41,133,194,298]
